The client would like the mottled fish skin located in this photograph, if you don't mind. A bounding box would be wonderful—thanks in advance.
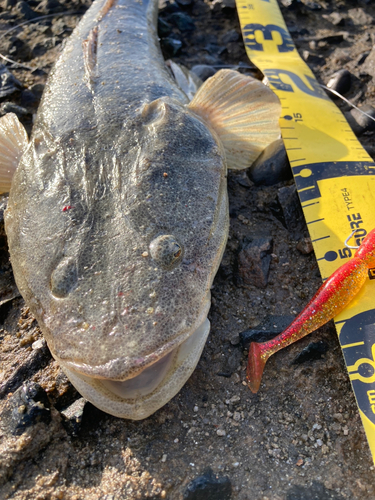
[5,0,228,418]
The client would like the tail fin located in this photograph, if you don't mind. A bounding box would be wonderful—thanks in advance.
[247,342,267,393]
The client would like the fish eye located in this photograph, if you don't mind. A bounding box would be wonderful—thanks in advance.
[149,235,184,269]
[50,257,78,298]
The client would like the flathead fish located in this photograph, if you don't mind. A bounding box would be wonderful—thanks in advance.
[0,0,280,419]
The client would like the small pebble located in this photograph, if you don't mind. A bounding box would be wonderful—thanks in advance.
[296,238,313,255]
[161,454,167,462]
[31,339,45,350]
[216,429,226,436]
[346,105,375,136]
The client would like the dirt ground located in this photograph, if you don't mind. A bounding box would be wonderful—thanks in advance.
[0,0,375,499]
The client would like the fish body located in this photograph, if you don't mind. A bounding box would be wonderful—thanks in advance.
[0,0,280,418]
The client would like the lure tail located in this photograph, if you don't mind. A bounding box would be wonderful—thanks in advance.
[247,342,268,393]
[247,227,375,393]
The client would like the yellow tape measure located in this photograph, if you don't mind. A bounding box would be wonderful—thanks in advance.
[236,0,375,462]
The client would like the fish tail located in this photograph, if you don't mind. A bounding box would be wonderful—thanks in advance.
[247,342,268,393]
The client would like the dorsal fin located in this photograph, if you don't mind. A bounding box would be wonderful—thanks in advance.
[188,69,281,170]
[0,113,28,193]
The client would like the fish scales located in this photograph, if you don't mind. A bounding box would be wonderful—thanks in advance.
[0,0,281,418]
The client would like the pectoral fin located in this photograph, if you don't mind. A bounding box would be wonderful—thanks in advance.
[188,69,281,170]
[0,113,28,193]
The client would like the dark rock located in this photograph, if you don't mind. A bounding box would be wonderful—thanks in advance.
[0,340,51,399]
[236,174,251,188]
[159,0,180,14]
[276,185,306,234]
[175,0,193,6]
[296,237,313,255]
[158,18,172,38]
[161,37,182,57]
[348,8,374,26]
[183,468,232,500]
[345,105,375,136]
[0,269,19,307]
[191,64,217,81]
[5,35,34,61]
[248,139,292,186]
[14,1,38,20]
[0,102,28,117]
[240,315,295,350]
[36,0,64,13]
[321,33,347,45]
[302,51,325,66]
[5,0,17,9]
[170,12,195,31]
[326,69,351,96]
[302,0,321,10]
[221,29,239,45]
[0,65,23,100]
[237,236,273,288]
[61,398,87,437]
[20,89,37,107]
[212,0,236,9]
[0,383,51,435]
[356,51,370,66]
[280,0,301,9]
[286,481,345,500]
[365,144,375,160]
[29,82,45,99]
[292,341,329,365]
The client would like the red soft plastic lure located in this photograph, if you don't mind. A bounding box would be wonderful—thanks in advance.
[247,228,375,393]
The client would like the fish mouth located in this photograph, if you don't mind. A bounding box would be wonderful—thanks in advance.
[100,316,209,399]
[57,299,211,419]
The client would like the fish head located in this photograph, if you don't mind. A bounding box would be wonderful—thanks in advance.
[5,97,228,419]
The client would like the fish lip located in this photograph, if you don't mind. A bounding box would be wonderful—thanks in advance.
[60,315,211,419]
[54,296,211,381]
